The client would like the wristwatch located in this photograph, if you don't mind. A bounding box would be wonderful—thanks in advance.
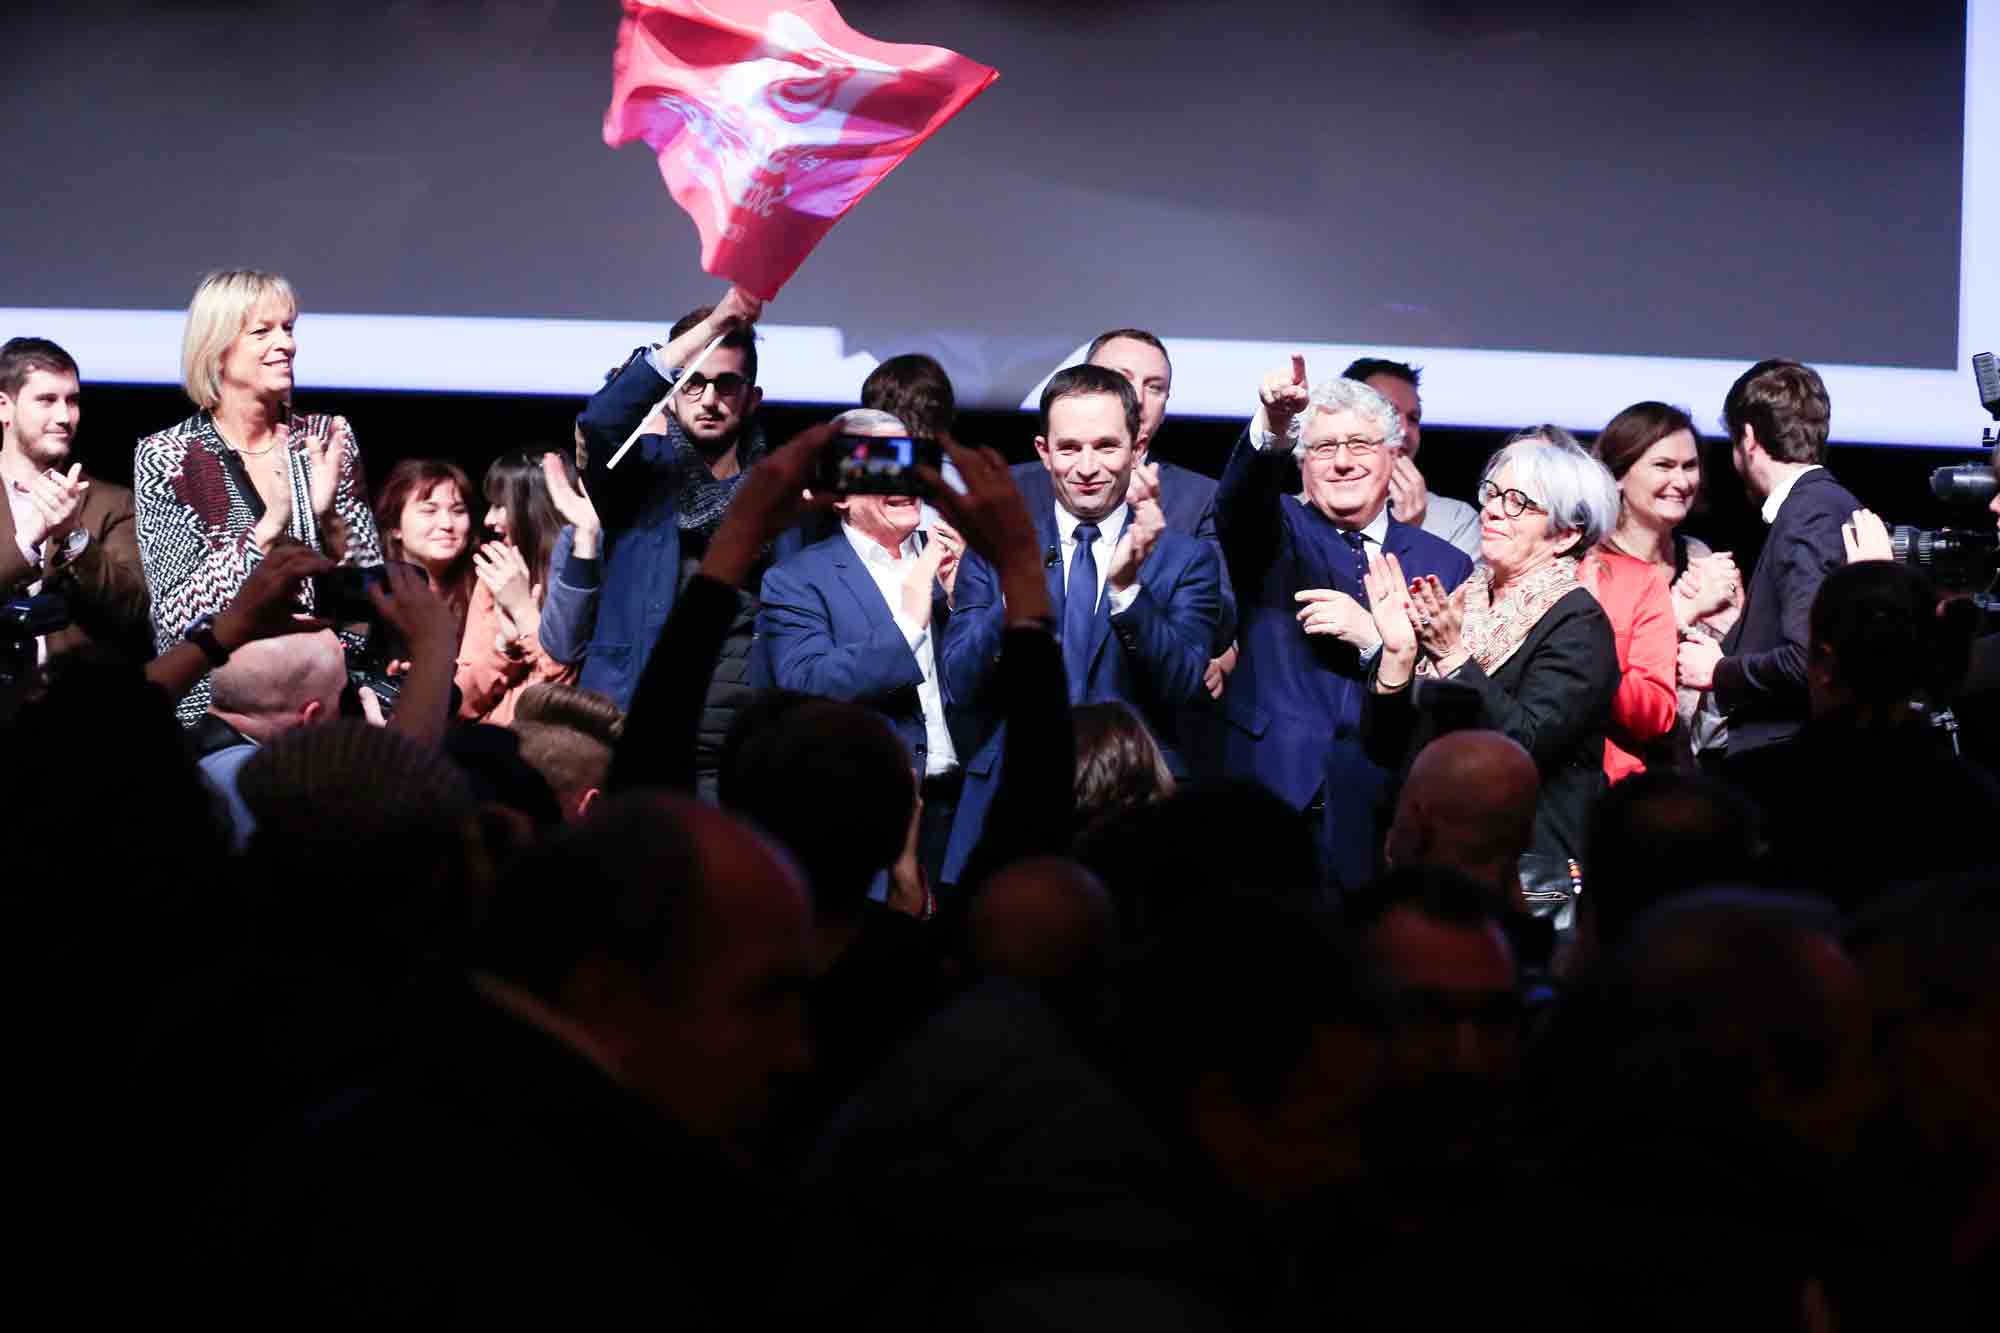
[183,614,231,667]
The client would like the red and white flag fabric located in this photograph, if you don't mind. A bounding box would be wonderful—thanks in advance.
[605,0,998,299]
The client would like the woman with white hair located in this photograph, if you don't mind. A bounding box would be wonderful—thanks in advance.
[134,269,380,723]
[1362,426,1621,863]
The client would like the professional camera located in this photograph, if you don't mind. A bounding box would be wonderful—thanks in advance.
[1890,352,2000,604]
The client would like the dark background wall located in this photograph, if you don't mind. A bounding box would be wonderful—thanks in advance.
[2,1,1967,409]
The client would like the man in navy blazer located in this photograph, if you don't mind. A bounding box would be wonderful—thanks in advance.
[944,365,1223,882]
[758,408,970,879]
[1212,358,1473,889]
[1677,359,1861,760]
[1009,329,1235,650]
[573,287,803,795]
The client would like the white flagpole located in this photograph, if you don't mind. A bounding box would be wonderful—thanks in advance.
[604,330,729,471]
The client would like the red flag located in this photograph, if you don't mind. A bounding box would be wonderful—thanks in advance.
[605,0,998,299]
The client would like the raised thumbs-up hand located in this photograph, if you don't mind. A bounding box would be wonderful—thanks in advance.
[1256,353,1313,442]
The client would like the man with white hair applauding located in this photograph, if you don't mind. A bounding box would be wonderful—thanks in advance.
[1210,357,1473,890]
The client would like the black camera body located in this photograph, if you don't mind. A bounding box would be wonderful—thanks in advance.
[310,561,426,717]
[0,589,71,691]
[1889,354,2000,602]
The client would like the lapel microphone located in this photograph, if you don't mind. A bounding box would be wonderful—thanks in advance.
[1044,544,1060,568]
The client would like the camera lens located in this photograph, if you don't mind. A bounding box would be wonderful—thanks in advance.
[1930,463,1999,506]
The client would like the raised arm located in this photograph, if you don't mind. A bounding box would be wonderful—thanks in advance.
[575,287,762,530]
[610,423,835,793]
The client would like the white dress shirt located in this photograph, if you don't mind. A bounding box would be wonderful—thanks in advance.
[1759,463,1824,524]
[841,522,958,776]
[1053,501,1141,617]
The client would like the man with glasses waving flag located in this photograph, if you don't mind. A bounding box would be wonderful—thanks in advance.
[565,2,996,770]
[1206,355,1473,891]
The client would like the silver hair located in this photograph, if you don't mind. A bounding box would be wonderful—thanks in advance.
[1484,426,1620,553]
[830,407,907,435]
[1292,377,1406,464]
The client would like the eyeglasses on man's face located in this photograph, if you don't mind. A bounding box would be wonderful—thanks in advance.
[678,371,751,399]
[1477,479,1549,518]
[1303,435,1385,462]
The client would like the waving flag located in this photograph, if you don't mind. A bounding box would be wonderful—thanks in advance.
[605,0,998,299]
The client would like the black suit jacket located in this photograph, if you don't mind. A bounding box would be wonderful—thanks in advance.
[182,973,788,1328]
[1363,585,1617,864]
[1715,468,1861,757]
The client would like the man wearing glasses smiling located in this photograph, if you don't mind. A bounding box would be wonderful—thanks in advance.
[574,287,804,792]
[1210,356,1472,890]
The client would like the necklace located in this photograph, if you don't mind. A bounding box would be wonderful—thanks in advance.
[211,415,281,458]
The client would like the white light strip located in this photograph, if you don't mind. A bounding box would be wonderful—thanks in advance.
[0,307,883,407]
[5,4,1990,452]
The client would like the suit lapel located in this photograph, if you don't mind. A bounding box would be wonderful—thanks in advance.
[1038,507,1064,619]
[828,538,902,641]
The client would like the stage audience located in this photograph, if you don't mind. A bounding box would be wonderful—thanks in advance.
[374,458,477,621]
[1070,699,1175,834]
[1592,400,1740,769]
[0,337,152,717]
[1364,426,1619,866]
[19,290,2000,1333]
[942,364,1221,884]
[574,288,805,797]
[1727,560,1998,906]
[508,681,623,821]
[134,270,381,725]
[532,449,605,671]
[454,449,578,724]
[1677,359,1862,766]
[1214,360,1472,889]
[757,408,966,882]
[1343,356,1481,558]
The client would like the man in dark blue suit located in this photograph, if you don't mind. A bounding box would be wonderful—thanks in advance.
[945,365,1223,882]
[574,286,801,797]
[1675,359,1861,762]
[1212,357,1473,889]
[1010,329,1235,653]
[758,407,970,880]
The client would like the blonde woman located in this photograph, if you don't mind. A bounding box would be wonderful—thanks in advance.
[134,270,380,722]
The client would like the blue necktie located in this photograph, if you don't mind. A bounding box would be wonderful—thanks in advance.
[1342,529,1370,601]
[1062,522,1101,702]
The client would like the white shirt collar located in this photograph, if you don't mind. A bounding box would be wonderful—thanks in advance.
[1759,464,1823,525]
[1055,501,1128,545]
[841,520,918,565]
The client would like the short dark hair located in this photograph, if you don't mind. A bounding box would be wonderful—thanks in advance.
[718,698,913,920]
[1341,357,1421,388]
[1086,328,1172,377]
[860,353,955,438]
[1593,401,1698,481]
[1723,359,1829,463]
[473,794,706,1001]
[668,307,758,384]
[1585,771,1766,950]
[1810,560,1977,708]
[1343,864,1504,935]
[0,337,80,399]
[1038,363,1139,444]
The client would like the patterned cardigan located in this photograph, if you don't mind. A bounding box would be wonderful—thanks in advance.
[134,410,382,722]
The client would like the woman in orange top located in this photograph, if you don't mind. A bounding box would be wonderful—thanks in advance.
[1581,403,1722,781]
[456,450,579,725]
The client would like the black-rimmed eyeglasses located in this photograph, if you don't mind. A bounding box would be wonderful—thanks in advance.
[1477,479,1548,518]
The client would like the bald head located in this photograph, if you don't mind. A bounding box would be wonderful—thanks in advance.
[971,856,1116,985]
[1385,731,1538,906]
[207,630,347,740]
